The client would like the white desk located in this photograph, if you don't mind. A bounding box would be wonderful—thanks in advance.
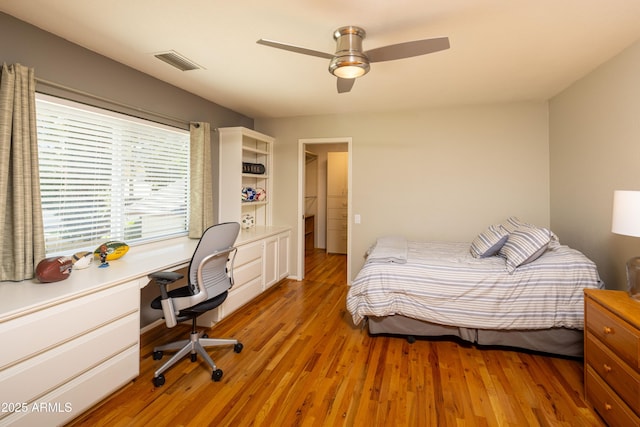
[0,237,197,323]
[0,225,290,426]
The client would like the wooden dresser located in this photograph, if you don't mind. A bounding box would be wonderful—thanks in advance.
[584,289,640,426]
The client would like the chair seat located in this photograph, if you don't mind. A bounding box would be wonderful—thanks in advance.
[151,287,229,317]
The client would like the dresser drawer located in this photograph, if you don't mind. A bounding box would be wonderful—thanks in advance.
[586,297,640,371]
[327,218,348,230]
[586,332,640,414]
[586,366,640,427]
[327,208,347,221]
[327,197,347,209]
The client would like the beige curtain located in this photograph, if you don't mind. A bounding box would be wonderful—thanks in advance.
[0,64,45,281]
[189,122,214,238]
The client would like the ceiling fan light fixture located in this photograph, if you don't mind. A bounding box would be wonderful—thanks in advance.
[329,56,370,78]
[257,24,450,93]
[329,26,370,79]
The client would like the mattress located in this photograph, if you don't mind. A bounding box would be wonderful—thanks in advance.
[346,241,603,330]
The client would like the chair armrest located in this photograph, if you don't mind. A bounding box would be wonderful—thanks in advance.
[228,247,237,288]
[149,271,184,284]
[148,271,184,328]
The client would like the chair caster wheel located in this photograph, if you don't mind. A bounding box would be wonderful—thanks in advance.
[153,350,163,360]
[234,343,243,353]
[153,375,165,387]
[212,369,223,382]
[190,353,197,362]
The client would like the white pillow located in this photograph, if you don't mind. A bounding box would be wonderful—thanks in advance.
[499,226,551,273]
[470,224,509,258]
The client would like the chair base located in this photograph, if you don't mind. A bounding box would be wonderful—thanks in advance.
[152,329,242,386]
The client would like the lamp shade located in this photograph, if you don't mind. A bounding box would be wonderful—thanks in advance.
[612,190,640,237]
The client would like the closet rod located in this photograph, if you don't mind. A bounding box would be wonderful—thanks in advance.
[35,77,190,127]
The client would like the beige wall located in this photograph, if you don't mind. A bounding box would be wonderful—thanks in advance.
[257,102,550,279]
[550,39,640,290]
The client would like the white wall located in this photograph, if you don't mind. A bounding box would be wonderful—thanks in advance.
[550,39,640,289]
[257,101,550,279]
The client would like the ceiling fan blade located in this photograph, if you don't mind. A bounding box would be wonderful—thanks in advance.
[337,78,355,93]
[257,39,334,60]
[365,37,450,63]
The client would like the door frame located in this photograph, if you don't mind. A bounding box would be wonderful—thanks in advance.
[297,137,352,282]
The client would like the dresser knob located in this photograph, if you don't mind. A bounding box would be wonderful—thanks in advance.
[603,326,613,334]
[603,363,612,373]
[604,403,612,411]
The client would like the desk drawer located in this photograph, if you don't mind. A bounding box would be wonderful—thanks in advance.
[0,281,139,370]
[233,258,262,289]
[586,332,640,414]
[234,241,263,268]
[586,298,640,371]
[220,276,263,319]
[2,345,138,427]
[0,312,139,406]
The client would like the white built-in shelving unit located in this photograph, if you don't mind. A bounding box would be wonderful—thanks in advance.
[218,126,274,227]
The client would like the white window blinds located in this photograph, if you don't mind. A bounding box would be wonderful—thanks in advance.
[36,93,190,255]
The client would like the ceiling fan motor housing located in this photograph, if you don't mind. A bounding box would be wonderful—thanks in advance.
[329,26,370,78]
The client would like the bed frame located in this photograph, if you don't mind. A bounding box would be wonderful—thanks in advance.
[367,315,584,358]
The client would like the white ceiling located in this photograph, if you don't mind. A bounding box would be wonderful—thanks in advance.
[2,0,640,119]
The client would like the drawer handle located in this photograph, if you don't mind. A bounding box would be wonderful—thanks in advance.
[603,326,613,335]
[605,403,612,411]
[603,363,612,373]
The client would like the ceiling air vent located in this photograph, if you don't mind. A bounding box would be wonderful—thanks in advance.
[153,50,203,71]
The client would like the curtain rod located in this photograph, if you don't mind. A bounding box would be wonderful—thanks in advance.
[35,77,190,127]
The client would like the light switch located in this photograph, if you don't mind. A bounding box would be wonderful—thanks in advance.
[354,214,361,224]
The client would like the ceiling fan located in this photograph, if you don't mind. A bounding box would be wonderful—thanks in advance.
[257,26,450,93]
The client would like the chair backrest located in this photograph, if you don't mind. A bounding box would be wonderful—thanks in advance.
[172,222,240,313]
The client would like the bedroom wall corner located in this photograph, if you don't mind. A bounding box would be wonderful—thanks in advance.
[549,38,640,290]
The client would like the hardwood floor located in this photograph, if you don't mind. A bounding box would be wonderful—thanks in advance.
[68,249,604,426]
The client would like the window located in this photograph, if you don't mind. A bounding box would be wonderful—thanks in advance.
[36,93,190,255]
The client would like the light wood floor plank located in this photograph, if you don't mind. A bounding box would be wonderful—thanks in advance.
[67,249,604,426]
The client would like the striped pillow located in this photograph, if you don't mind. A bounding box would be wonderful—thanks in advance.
[499,226,551,273]
[470,224,509,258]
[500,216,561,246]
[499,216,529,233]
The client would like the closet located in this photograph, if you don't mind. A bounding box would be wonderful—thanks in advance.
[326,152,348,254]
[305,151,318,253]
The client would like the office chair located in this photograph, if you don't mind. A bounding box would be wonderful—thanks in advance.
[148,222,243,387]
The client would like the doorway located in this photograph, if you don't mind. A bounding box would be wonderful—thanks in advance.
[297,138,352,282]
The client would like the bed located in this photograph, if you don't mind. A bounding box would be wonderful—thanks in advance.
[346,218,604,357]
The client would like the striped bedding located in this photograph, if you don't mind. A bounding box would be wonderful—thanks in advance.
[346,241,603,330]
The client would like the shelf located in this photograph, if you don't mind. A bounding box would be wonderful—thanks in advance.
[218,127,274,227]
[242,173,269,179]
[242,146,269,155]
